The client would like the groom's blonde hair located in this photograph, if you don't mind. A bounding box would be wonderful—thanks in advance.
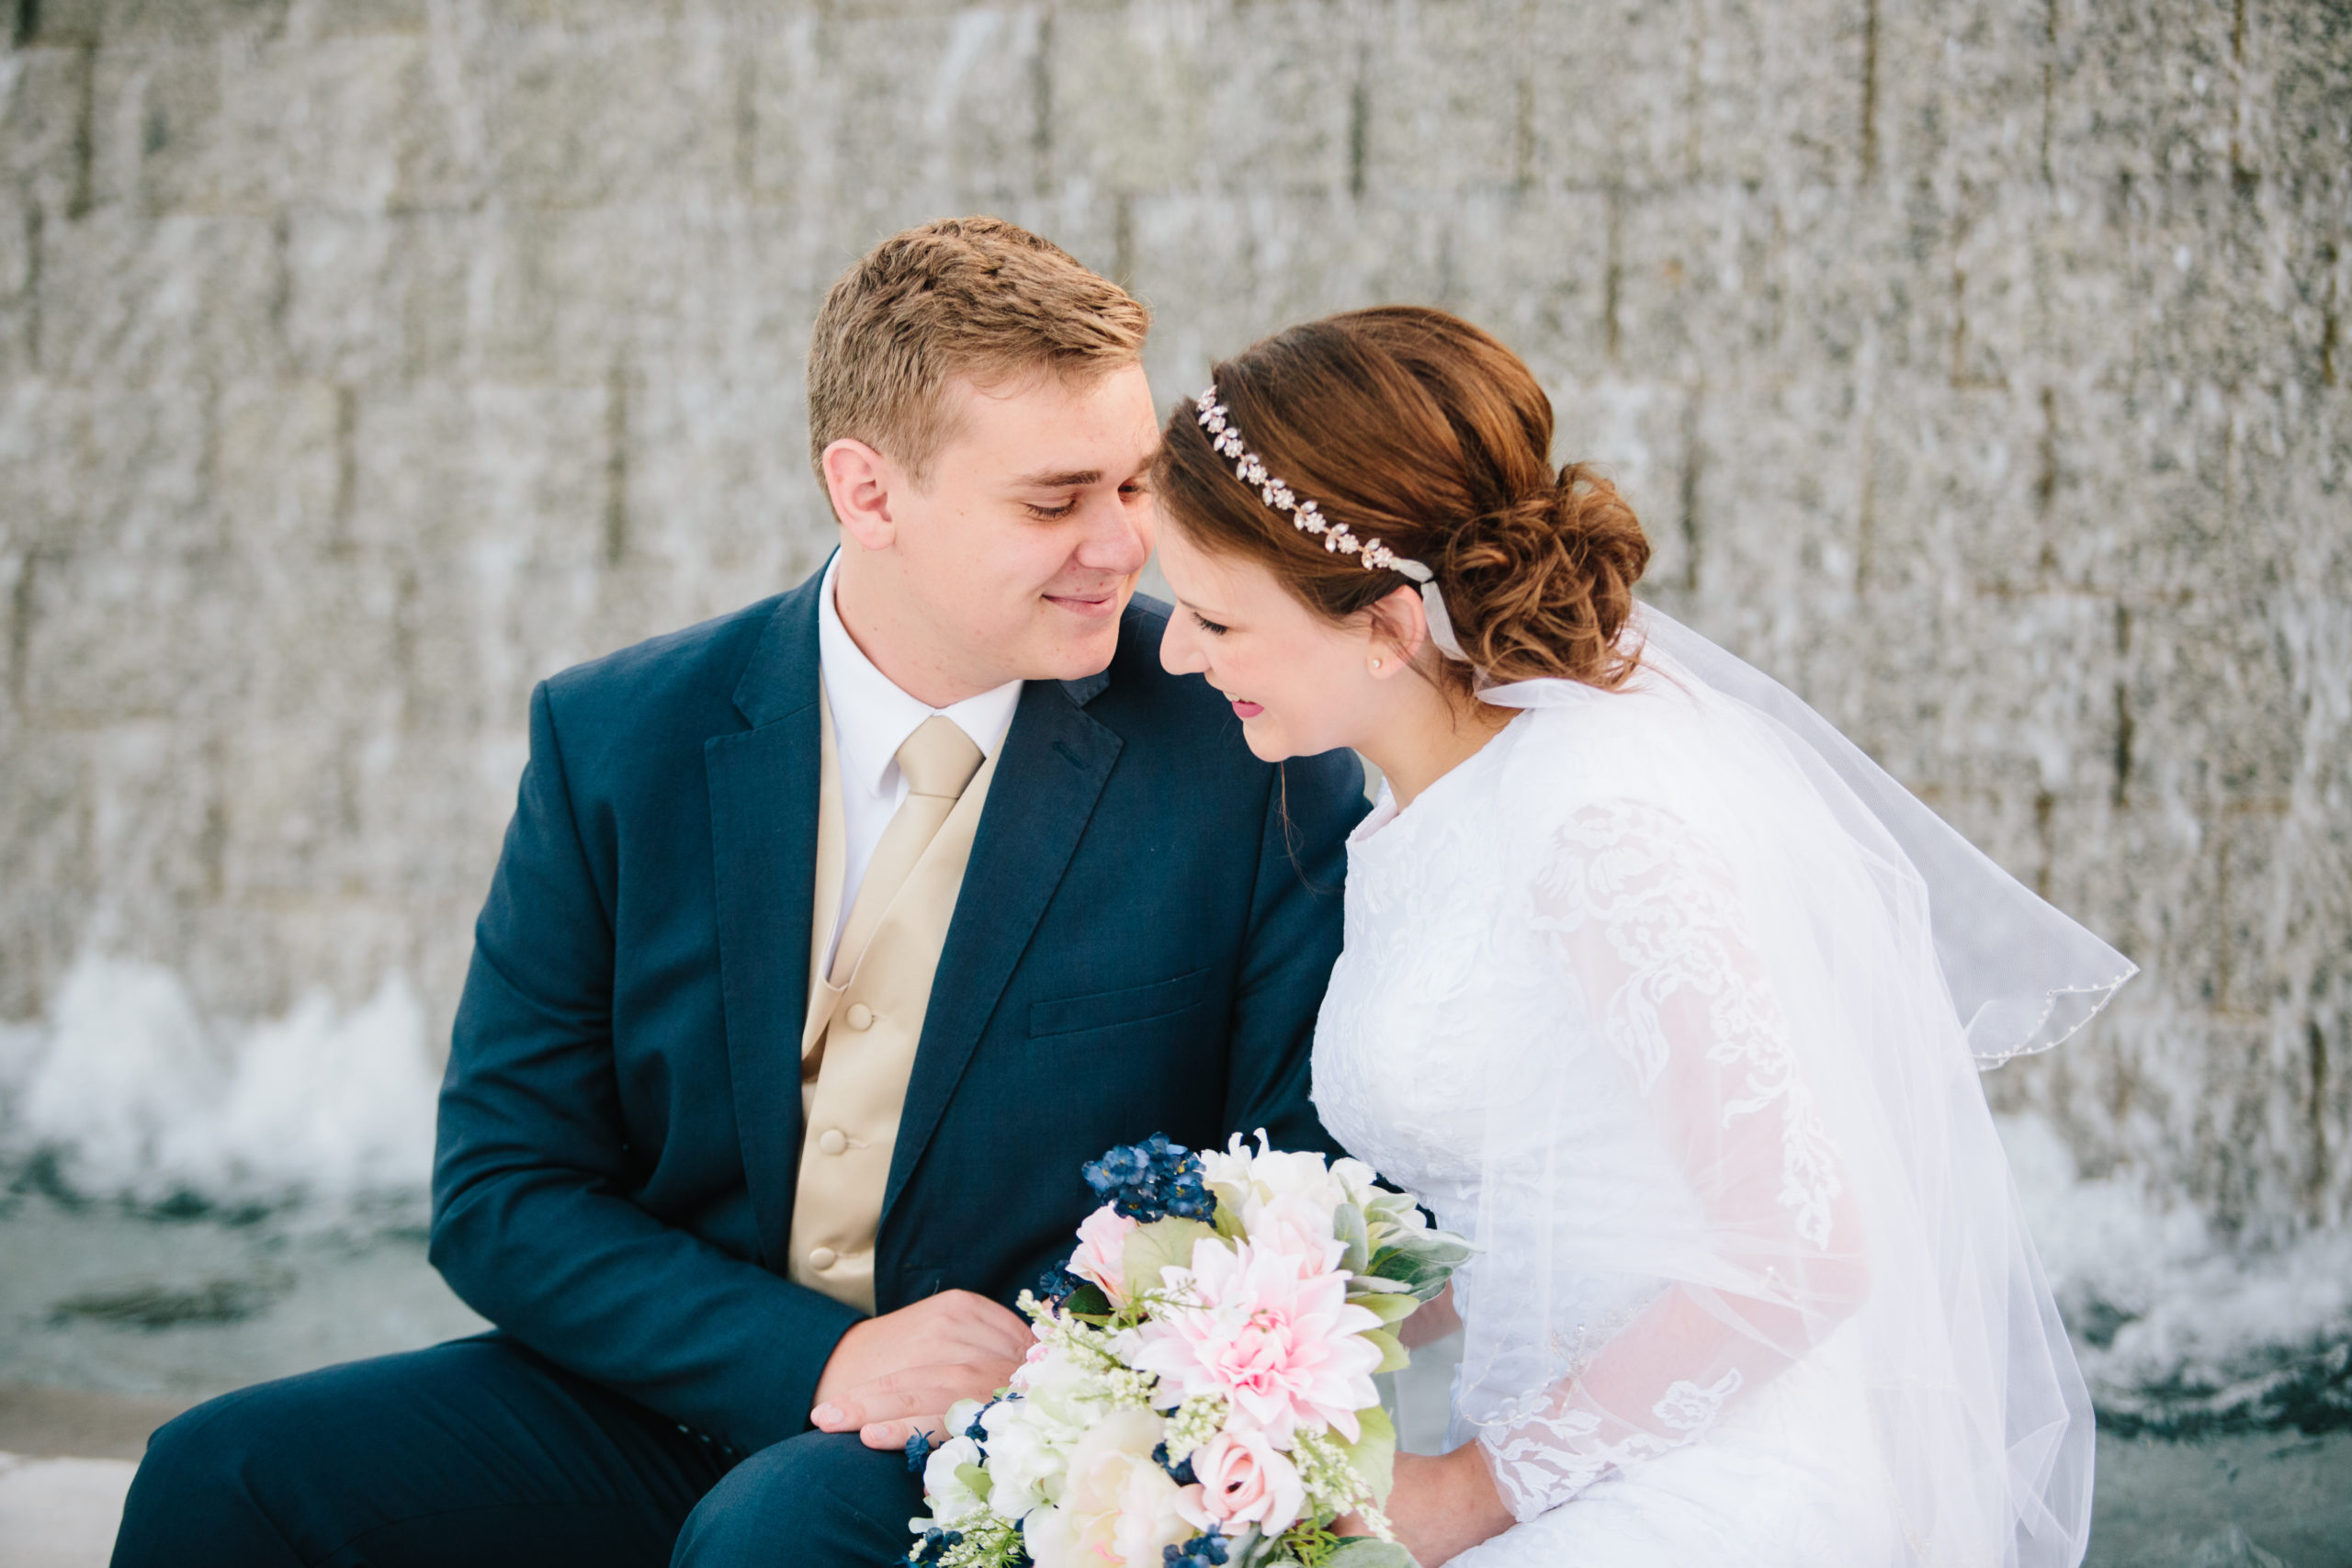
[808,217,1150,485]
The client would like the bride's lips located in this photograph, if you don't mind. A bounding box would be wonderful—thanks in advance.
[1229,698,1263,719]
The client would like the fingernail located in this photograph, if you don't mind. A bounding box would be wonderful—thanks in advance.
[812,1404,842,1426]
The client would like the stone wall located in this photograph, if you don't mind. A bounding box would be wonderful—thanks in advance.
[1,0,2346,1237]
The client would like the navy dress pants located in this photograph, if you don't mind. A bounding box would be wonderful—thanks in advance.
[108,1334,922,1568]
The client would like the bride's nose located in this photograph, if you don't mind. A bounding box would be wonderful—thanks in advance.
[1159,611,1208,677]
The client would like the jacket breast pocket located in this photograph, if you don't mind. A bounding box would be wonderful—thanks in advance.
[1028,967,1212,1041]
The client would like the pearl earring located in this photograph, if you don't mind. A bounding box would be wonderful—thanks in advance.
[1371,658,1383,671]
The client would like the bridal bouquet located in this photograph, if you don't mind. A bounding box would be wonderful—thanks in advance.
[905,1133,1471,1568]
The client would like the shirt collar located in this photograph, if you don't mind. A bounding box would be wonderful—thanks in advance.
[817,554,1024,798]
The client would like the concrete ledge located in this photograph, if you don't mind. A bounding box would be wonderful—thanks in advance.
[0,1383,189,1568]
[0,1452,138,1568]
[1,1381,2344,1566]
[0,1384,194,1463]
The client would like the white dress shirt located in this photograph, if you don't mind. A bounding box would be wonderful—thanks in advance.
[816,554,1023,971]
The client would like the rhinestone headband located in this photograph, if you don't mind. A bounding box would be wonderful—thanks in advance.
[1193,388,1464,660]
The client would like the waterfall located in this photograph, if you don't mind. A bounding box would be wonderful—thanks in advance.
[1,0,2344,1438]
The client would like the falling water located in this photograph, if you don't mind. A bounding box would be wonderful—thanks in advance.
[1,0,2345,1533]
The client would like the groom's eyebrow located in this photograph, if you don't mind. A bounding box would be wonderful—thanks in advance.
[1012,467,1102,489]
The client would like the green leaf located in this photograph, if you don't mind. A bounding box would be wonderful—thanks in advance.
[1359,1325,1409,1374]
[1124,1216,1218,1294]
[1277,1522,1342,1566]
[1057,1280,1113,1318]
[1340,1404,1398,1502]
[1332,1201,1373,1276]
[1366,1250,1457,1302]
[1347,1289,1419,1326]
[1320,1539,1419,1568]
[1375,1234,1476,1269]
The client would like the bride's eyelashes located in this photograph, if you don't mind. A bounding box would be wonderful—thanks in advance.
[1191,611,1230,637]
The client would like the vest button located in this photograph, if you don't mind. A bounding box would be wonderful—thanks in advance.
[818,1128,847,1156]
[844,1002,875,1031]
[808,1246,838,1270]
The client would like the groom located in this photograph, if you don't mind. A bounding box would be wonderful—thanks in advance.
[110,218,1366,1567]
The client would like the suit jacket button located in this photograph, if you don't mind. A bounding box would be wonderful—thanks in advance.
[844,1002,875,1031]
[808,1246,838,1270]
[818,1128,847,1156]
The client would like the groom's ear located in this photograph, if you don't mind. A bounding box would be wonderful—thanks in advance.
[821,437,899,550]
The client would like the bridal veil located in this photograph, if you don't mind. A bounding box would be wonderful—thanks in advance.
[1452,604,2131,1567]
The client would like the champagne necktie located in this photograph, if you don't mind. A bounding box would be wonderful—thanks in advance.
[803,715,985,1055]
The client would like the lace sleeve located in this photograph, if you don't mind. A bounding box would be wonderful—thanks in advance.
[1475,798,1872,1519]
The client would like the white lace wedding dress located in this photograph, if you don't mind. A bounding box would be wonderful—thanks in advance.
[1311,611,2124,1568]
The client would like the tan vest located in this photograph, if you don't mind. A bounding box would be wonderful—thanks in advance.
[789,694,1000,1312]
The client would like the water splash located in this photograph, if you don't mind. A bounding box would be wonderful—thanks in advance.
[2002,1112,2352,1435]
[1,954,440,1218]
[3,960,2343,1430]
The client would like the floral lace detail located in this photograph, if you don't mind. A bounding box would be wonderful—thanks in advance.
[1536,802,1844,1250]
[1476,1369,1748,1517]
[1313,706,1872,1532]
[1312,672,2096,1564]
[1653,1370,1745,1431]
[1478,1403,1614,1511]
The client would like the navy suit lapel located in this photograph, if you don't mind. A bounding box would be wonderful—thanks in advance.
[705,575,826,1272]
[884,677,1122,1221]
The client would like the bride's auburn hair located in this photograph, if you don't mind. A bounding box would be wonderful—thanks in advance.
[1154,306,1650,694]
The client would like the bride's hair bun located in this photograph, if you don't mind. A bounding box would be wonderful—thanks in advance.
[1153,306,1649,694]
[1447,463,1650,687]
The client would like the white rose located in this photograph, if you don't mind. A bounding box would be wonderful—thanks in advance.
[1237,1138,1354,1216]
[1195,1135,1257,1195]
[1022,1406,1208,1568]
[1244,1191,1345,1275]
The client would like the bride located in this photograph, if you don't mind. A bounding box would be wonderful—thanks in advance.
[1148,307,2129,1567]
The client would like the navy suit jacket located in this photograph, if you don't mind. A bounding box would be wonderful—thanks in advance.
[429,569,1367,1455]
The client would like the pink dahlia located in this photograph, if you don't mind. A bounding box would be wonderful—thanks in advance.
[1131,1236,1383,1443]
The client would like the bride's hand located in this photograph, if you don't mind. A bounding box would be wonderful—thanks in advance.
[1379,1445,1515,1565]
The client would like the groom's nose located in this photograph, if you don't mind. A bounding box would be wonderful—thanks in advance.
[1069,490,1151,579]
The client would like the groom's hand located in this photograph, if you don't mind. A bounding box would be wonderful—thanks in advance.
[808,1289,1030,1450]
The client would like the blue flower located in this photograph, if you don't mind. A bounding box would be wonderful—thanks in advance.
[1162,1524,1230,1566]
[904,1429,935,1474]
[1033,1263,1083,1303]
[1083,1134,1216,1224]
[1151,1439,1197,1487]
[908,1524,966,1563]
